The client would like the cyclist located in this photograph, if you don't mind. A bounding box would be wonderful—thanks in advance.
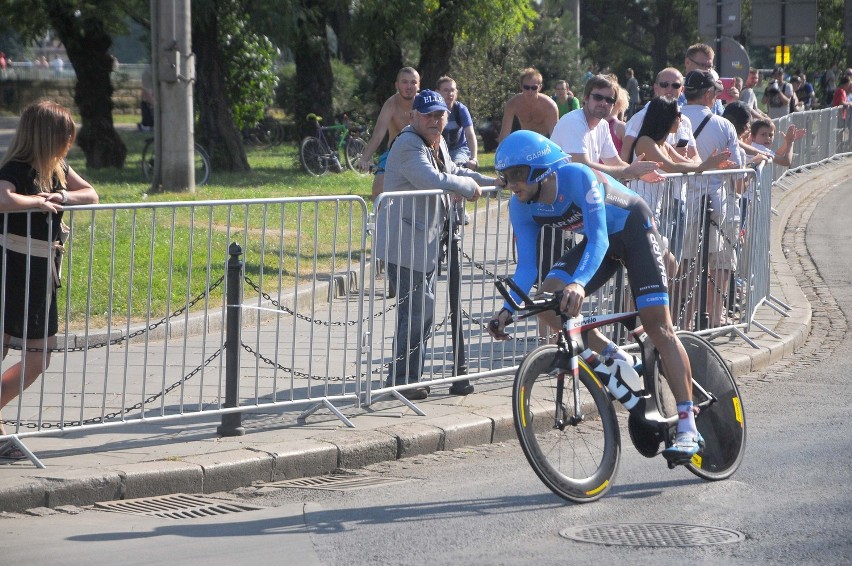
[487,130,703,462]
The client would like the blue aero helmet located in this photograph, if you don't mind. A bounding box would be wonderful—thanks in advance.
[494,130,568,184]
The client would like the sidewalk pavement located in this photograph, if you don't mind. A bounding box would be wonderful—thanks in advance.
[0,159,848,514]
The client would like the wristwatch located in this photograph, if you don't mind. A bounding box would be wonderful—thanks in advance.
[60,189,68,203]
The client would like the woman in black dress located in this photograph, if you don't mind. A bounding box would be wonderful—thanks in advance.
[0,101,99,455]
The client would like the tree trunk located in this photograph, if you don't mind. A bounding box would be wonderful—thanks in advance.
[417,1,458,92]
[48,4,127,169]
[327,0,355,63]
[192,5,250,173]
[292,2,334,138]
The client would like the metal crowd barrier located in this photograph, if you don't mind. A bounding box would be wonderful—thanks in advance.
[1,108,850,462]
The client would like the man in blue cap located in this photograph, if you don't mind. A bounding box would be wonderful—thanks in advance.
[375,90,496,399]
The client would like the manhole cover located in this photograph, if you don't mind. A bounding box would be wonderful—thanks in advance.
[560,523,745,547]
[94,494,266,520]
[265,474,408,491]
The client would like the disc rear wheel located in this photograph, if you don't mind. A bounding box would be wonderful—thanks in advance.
[649,332,746,480]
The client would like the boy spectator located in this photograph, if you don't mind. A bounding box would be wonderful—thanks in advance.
[749,120,806,168]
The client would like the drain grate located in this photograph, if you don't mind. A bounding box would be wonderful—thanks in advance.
[560,523,745,547]
[265,473,409,492]
[94,494,266,520]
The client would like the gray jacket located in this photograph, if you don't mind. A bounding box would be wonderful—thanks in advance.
[374,126,492,273]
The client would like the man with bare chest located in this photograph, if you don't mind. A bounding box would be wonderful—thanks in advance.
[497,67,559,142]
[358,67,420,198]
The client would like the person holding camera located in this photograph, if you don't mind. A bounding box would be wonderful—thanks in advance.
[763,67,795,120]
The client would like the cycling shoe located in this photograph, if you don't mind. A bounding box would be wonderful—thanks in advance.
[662,431,705,465]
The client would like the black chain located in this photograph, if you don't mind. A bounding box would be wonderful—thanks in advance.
[1,345,225,429]
[243,274,412,326]
[7,275,225,353]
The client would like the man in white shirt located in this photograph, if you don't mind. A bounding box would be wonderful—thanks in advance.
[680,70,744,327]
[550,74,661,180]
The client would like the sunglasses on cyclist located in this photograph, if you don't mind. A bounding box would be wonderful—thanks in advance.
[498,165,532,184]
[657,81,682,89]
[522,84,540,91]
[590,93,616,104]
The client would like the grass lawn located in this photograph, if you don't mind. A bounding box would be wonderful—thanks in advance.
[57,122,497,328]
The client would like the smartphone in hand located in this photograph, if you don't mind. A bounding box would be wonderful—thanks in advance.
[718,77,735,102]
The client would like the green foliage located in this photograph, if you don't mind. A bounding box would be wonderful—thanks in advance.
[276,59,371,125]
[218,1,279,129]
[450,5,584,124]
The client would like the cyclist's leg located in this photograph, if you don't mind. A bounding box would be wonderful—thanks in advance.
[619,204,703,459]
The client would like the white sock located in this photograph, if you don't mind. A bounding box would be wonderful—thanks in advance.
[676,401,698,435]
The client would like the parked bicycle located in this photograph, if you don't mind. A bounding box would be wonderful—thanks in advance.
[141,137,211,186]
[299,113,369,176]
[494,277,746,503]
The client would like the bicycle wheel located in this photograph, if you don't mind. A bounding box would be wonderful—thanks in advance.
[345,136,368,173]
[648,332,746,480]
[513,345,621,503]
[141,138,155,182]
[300,136,328,176]
[194,144,211,186]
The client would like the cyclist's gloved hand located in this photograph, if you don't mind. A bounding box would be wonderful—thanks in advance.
[560,282,586,318]
[487,308,513,341]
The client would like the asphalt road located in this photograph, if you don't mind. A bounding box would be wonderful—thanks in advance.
[2,169,850,566]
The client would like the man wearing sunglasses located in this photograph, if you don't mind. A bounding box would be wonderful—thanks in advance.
[497,67,559,144]
[680,43,738,116]
[375,90,496,400]
[550,74,662,182]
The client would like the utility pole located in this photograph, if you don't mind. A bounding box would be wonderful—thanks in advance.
[150,0,195,192]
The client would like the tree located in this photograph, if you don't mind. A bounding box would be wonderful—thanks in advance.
[248,0,336,137]
[1,0,129,168]
[192,0,251,173]
[581,0,697,83]
[416,0,536,91]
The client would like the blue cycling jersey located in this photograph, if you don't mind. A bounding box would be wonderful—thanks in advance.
[505,163,666,312]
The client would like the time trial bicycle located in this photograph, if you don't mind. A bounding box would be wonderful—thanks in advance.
[494,277,746,503]
[299,113,369,176]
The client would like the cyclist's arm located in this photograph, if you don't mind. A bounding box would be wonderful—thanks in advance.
[570,170,609,289]
[501,198,541,313]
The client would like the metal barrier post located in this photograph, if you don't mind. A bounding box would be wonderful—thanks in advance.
[218,242,245,437]
[698,195,711,331]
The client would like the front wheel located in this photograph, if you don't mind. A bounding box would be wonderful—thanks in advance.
[300,137,328,176]
[344,136,368,173]
[513,345,621,503]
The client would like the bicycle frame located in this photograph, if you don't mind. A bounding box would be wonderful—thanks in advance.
[495,277,718,432]
[308,115,351,157]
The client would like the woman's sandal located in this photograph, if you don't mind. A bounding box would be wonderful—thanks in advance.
[0,441,27,460]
